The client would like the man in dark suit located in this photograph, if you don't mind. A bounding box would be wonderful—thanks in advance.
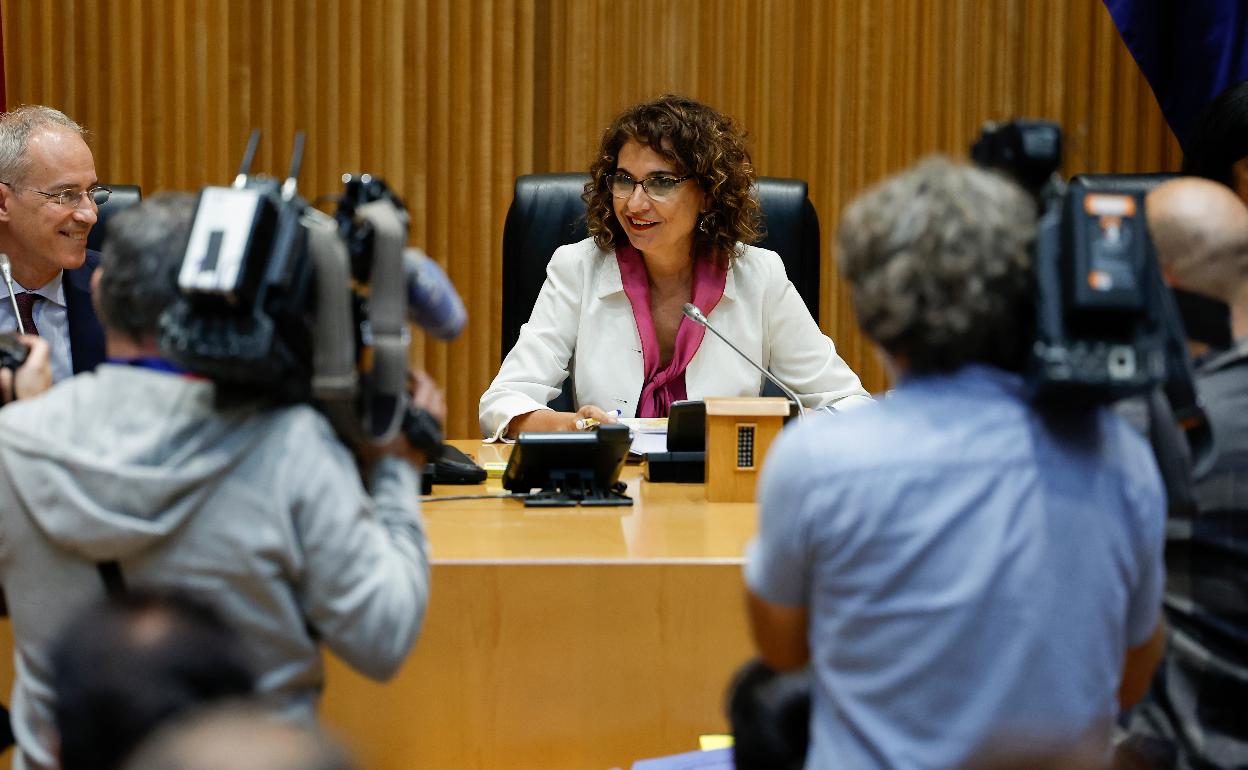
[0,105,105,378]
[1122,176,1248,769]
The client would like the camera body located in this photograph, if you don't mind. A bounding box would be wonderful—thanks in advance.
[973,120,1176,404]
[973,121,1214,515]
[160,134,443,455]
[161,177,315,400]
[1029,176,1170,402]
[0,334,28,372]
[971,119,1063,198]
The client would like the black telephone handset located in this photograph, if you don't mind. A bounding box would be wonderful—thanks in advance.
[666,399,707,452]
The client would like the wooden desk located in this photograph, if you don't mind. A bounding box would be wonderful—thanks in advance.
[319,441,757,769]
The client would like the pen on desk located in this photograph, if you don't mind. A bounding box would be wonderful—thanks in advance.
[575,409,622,431]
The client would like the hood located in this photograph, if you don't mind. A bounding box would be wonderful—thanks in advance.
[0,365,272,562]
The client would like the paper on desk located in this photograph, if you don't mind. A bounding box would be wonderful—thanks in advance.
[621,417,668,455]
[629,431,668,455]
[620,417,668,433]
[629,747,733,770]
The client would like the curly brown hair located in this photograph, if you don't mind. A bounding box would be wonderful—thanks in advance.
[583,95,762,266]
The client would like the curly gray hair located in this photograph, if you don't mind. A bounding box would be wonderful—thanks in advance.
[0,105,86,185]
[836,156,1036,374]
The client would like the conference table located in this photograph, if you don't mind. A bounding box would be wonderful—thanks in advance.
[317,440,758,769]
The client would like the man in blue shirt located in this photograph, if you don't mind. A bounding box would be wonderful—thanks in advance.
[746,157,1168,769]
[0,105,106,380]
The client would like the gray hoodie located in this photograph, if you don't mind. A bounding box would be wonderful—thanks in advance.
[0,364,431,770]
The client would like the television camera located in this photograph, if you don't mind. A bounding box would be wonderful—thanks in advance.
[160,131,463,457]
[972,119,1213,508]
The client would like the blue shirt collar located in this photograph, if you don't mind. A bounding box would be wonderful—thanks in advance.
[9,271,66,308]
[895,363,1029,400]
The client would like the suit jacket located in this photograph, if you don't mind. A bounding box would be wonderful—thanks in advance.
[64,249,105,374]
[480,238,871,438]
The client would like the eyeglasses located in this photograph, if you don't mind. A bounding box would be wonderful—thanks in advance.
[0,181,111,208]
[606,172,693,202]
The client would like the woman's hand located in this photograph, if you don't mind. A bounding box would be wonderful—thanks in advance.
[571,404,620,429]
[508,404,620,437]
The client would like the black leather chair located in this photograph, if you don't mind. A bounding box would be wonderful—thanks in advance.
[500,174,822,410]
[86,184,143,252]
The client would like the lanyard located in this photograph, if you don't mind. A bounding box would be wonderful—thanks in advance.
[106,356,203,378]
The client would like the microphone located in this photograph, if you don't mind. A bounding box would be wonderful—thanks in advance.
[0,254,24,335]
[682,302,807,418]
[403,247,467,341]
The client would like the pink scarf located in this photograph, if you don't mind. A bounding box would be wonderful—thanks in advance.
[616,243,728,418]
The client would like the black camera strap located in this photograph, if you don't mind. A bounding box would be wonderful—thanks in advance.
[1142,388,1200,520]
[96,561,127,598]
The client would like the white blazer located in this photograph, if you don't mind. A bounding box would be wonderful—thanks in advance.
[480,238,871,438]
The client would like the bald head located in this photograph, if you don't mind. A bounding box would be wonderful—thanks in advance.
[1147,177,1248,300]
[123,704,354,770]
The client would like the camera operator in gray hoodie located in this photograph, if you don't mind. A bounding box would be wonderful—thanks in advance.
[0,193,438,770]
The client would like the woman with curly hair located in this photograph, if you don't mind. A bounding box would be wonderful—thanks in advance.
[480,95,869,438]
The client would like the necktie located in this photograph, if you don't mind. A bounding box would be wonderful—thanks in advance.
[13,293,39,337]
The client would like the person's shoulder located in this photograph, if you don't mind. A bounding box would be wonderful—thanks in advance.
[1085,405,1166,512]
[765,402,895,478]
[545,238,617,293]
[550,238,608,267]
[262,402,337,437]
[732,243,785,274]
[729,245,795,301]
[1196,347,1248,400]
[1095,404,1161,463]
[0,373,86,429]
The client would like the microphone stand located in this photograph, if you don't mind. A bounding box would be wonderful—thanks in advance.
[683,302,806,418]
[0,255,25,334]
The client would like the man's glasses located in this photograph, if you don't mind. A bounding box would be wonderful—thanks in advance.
[606,172,692,202]
[0,181,111,208]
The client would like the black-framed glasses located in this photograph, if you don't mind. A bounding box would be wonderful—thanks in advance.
[606,172,692,202]
[0,181,111,208]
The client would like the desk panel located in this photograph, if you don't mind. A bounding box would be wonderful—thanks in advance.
[321,562,753,769]
[422,462,757,562]
[320,443,757,767]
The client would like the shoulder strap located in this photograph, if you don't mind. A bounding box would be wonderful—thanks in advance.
[96,561,127,598]
[1198,337,1248,375]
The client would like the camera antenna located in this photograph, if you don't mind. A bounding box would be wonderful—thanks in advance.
[282,131,306,200]
[233,129,262,188]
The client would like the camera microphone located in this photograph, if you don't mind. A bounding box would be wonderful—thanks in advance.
[682,302,807,418]
[404,248,466,341]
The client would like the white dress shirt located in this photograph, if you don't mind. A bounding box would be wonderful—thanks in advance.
[480,238,871,438]
[0,272,72,383]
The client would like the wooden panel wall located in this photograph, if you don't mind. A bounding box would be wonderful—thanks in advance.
[2,0,1180,438]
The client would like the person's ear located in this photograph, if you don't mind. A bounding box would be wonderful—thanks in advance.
[90,266,106,322]
[0,183,15,223]
[1232,157,1248,206]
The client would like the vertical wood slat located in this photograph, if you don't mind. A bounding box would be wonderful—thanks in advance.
[1,0,1179,440]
